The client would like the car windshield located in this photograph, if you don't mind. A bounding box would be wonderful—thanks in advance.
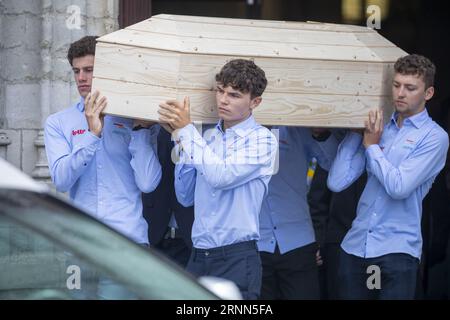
[0,189,217,300]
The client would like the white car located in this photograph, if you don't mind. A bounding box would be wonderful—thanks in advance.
[0,158,240,300]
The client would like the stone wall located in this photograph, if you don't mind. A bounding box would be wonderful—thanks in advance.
[0,0,119,183]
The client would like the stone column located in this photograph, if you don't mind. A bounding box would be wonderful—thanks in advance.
[0,3,7,158]
[31,0,53,183]
[0,131,11,160]
[30,0,119,184]
[0,0,118,180]
[0,0,5,130]
[1,0,42,173]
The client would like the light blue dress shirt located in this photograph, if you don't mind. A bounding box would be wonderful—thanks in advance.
[258,126,338,254]
[328,109,449,259]
[44,98,162,244]
[174,115,278,249]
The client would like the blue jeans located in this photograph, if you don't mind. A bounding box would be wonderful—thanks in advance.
[338,249,419,300]
[186,240,262,300]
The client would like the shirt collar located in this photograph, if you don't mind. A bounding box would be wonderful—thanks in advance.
[215,114,258,137]
[390,108,429,129]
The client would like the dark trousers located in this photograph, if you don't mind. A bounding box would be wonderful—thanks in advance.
[322,243,342,300]
[338,248,419,300]
[259,242,320,300]
[153,228,191,268]
[186,240,262,300]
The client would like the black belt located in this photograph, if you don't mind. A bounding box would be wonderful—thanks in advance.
[192,240,257,258]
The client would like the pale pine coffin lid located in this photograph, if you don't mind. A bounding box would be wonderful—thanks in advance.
[92,14,408,127]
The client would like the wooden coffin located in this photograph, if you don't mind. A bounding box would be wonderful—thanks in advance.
[92,14,407,128]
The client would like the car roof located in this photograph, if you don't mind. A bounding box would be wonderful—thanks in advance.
[0,158,48,193]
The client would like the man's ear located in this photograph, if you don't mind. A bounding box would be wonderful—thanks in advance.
[425,86,434,101]
[250,96,262,110]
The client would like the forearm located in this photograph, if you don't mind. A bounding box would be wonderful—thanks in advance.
[129,126,162,192]
[174,162,196,207]
[174,124,277,190]
[327,132,366,192]
[46,133,99,192]
[366,138,448,199]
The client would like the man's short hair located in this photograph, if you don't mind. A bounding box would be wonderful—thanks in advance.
[394,54,436,89]
[215,59,267,99]
[67,36,98,66]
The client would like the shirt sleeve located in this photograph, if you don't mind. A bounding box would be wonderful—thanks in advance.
[174,165,197,209]
[44,115,100,193]
[327,131,366,192]
[173,124,278,191]
[365,129,449,199]
[128,125,162,193]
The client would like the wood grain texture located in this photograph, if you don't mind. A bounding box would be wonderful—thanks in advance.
[92,77,393,128]
[94,42,395,95]
[93,14,405,127]
[98,29,405,62]
[127,18,395,48]
[150,14,373,33]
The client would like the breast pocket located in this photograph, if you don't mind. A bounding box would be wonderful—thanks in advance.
[400,141,418,159]
[389,141,418,165]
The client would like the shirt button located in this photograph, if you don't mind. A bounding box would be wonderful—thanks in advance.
[368,230,373,233]
[99,201,103,205]
[274,226,277,230]
[98,165,102,169]
[205,251,209,256]
[212,193,215,197]
[373,213,377,216]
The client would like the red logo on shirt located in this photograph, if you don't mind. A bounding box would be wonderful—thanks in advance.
[72,129,86,136]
